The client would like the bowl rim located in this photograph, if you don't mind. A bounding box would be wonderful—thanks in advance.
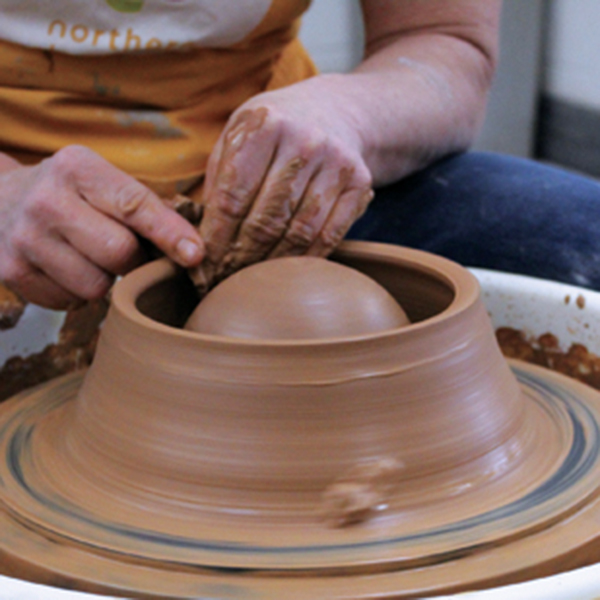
[113,240,482,348]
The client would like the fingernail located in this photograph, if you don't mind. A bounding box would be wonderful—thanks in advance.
[176,238,202,264]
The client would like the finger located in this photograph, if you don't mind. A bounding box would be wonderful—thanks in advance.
[200,129,225,208]
[24,274,81,310]
[187,135,230,292]
[23,234,114,302]
[306,186,374,257]
[199,108,278,266]
[220,152,319,271]
[2,260,83,310]
[64,147,204,267]
[268,165,355,259]
[58,197,146,276]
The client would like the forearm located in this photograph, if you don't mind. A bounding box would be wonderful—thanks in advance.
[356,30,498,185]
[299,0,501,187]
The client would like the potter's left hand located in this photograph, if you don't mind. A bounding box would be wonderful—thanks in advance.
[192,80,374,290]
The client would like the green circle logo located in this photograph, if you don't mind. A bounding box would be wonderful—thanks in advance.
[106,0,145,13]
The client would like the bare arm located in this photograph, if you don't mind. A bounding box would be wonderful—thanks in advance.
[353,0,501,184]
[193,0,501,287]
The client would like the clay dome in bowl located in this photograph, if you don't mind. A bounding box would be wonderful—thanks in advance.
[184,254,411,339]
[1,241,600,599]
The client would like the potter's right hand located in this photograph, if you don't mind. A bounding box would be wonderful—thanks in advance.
[0,145,204,309]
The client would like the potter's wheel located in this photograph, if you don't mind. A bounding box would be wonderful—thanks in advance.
[1,243,600,598]
[0,364,599,599]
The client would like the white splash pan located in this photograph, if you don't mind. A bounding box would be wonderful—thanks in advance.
[0,304,66,368]
[1,268,600,599]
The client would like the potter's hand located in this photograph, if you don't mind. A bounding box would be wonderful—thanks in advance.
[189,0,500,293]
[192,82,374,291]
[0,145,204,309]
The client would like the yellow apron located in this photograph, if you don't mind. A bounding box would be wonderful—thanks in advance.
[0,0,317,197]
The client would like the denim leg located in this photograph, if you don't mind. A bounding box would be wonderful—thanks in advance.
[347,152,600,289]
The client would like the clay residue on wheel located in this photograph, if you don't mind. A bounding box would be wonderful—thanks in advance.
[0,299,108,401]
[497,327,600,391]
[320,457,404,527]
[0,284,26,330]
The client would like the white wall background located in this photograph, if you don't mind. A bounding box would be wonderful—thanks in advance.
[299,0,544,158]
[543,0,600,110]
[299,0,364,74]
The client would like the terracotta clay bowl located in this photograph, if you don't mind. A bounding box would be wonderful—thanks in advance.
[1,241,600,598]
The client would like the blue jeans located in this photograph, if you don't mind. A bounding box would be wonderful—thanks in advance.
[347,152,600,290]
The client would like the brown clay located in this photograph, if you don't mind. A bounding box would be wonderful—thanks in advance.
[1,242,600,598]
[185,255,410,338]
[497,327,600,391]
[320,457,405,527]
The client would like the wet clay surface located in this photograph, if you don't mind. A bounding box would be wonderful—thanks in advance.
[320,457,405,527]
[185,255,410,338]
[2,355,600,597]
[1,243,600,598]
